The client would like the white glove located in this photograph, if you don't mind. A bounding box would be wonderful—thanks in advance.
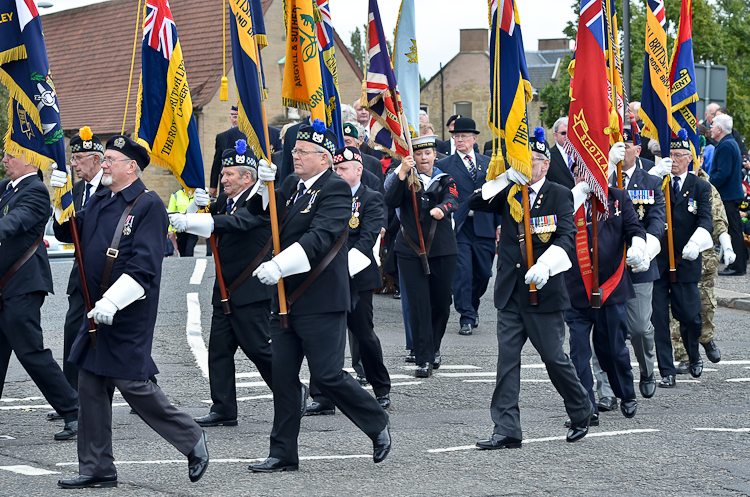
[649,158,672,178]
[88,297,118,326]
[193,188,210,207]
[348,248,372,277]
[645,233,662,260]
[682,240,700,261]
[506,166,529,186]
[626,236,647,270]
[572,180,592,212]
[719,232,736,265]
[481,173,510,200]
[169,213,187,232]
[609,142,625,168]
[633,256,651,273]
[524,261,551,289]
[50,168,69,188]
[254,260,283,285]
[258,159,277,182]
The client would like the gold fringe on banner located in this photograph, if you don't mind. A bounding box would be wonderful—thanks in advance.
[0,68,42,130]
[220,0,228,101]
[0,46,27,66]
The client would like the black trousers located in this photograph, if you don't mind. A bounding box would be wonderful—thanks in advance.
[652,273,702,377]
[268,312,388,464]
[63,290,86,391]
[176,233,198,257]
[724,199,747,272]
[566,303,635,413]
[454,219,495,326]
[310,291,391,404]
[398,254,457,365]
[0,291,78,422]
[77,368,202,476]
[208,300,273,418]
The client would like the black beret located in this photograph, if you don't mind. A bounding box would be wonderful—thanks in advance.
[106,135,150,170]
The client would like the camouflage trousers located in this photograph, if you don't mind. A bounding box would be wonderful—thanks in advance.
[670,276,716,361]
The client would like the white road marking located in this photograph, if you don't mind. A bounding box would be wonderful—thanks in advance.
[434,365,482,370]
[436,372,495,377]
[0,396,44,403]
[56,454,371,467]
[463,379,550,383]
[0,465,59,475]
[1,403,129,411]
[719,360,750,365]
[703,368,718,372]
[189,258,207,285]
[427,429,660,453]
[0,435,16,440]
[236,372,262,378]
[202,394,274,404]
[236,381,270,388]
[186,293,209,378]
[726,378,750,382]
[694,428,750,433]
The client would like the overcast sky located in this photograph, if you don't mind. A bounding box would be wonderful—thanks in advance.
[40,0,576,79]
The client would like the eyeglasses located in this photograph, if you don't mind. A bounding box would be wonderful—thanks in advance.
[531,155,548,162]
[70,153,94,164]
[555,131,567,136]
[670,152,691,158]
[453,134,474,140]
[102,157,132,165]
[291,149,324,156]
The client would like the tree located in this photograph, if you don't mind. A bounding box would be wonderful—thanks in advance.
[349,25,367,73]
[539,54,572,128]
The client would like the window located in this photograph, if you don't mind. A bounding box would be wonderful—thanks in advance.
[454,101,472,118]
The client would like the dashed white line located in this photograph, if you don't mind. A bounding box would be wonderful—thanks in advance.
[0,435,16,440]
[186,293,209,378]
[463,379,550,383]
[436,372,495,377]
[236,372,262,378]
[694,428,750,433]
[56,454,371,467]
[0,396,44,403]
[726,378,750,382]
[189,259,207,285]
[1,403,128,411]
[236,381,270,388]
[0,465,59,475]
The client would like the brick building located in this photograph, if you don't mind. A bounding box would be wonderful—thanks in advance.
[40,0,363,203]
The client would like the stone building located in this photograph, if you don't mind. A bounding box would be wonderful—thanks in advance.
[40,0,363,203]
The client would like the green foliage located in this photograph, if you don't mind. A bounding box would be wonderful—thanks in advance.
[349,25,367,73]
[539,54,572,128]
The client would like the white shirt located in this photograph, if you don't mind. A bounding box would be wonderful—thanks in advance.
[670,170,688,192]
[528,177,546,207]
[82,168,103,205]
[296,169,327,200]
[450,137,456,155]
[351,182,361,196]
[621,165,635,190]
[556,143,571,167]
[457,149,477,171]
[9,172,38,188]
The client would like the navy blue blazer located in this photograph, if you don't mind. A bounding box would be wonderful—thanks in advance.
[0,175,53,300]
[612,167,666,284]
[710,134,744,201]
[564,187,646,309]
[348,184,385,292]
[54,179,167,381]
[436,152,499,238]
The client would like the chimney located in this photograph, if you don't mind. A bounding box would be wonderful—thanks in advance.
[460,29,488,53]
[538,38,571,51]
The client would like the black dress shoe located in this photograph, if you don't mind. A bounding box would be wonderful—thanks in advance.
[689,358,703,378]
[248,457,298,473]
[300,383,309,419]
[432,350,442,369]
[702,340,721,363]
[356,375,369,386]
[47,410,63,421]
[377,394,391,410]
[566,408,593,443]
[639,374,656,399]
[393,290,401,299]
[458,323,473,336]
[564,413,599,428]
[194,412,238,427]
[405,350,415,363]
[415,363,432,378]
[675,361,689,375]
[187,430,209,482]
[372,422,391,463]
[304,401,336,416]
[58,474,117,489]
[476,434,522,449]
[620,396,638,418]
[718,268,746,276]
[54,420,78,440]
[659,375,676,388]
[597,396,618,412]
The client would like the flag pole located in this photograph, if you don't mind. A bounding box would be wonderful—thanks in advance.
[69,217,97,348]
[521,184,538,305]
[590,196,602,308]
[604,0,623,188]
[664,184,677,282]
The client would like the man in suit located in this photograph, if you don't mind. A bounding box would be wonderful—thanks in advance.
[652,132,714,388]
[546,116,576,189]
[248,120,391,472]
[353,99,382,160]
[305,147,391,414]
[209,106,239,197]
[564,166,648,424]
[436,117,497,335]
[53,136,208,488]
[469,132,593,448]
[1,153,79,441]
[436,115,480,156]
[170,140,276,427]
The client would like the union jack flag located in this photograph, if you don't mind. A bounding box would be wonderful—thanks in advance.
[143,0,176,60]
[315,0,332,51]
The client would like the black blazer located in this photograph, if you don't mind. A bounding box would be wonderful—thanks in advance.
[252,169,352,315]
[65,178,105,295]
[612,166,665,283]
[362,153,385,187]
[655,173,713,283]
[349,184,385,292]
[0,175,53,300]
[564,188,645,308]
[547,145,576,189]
[384,168,458,259]
[469,178,575,313]
[210,188,274,307]
[280,122,305,186]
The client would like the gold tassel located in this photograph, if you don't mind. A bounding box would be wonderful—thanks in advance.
[220,76,228,101]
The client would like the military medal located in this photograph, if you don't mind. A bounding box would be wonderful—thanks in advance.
[688,198,697,213]
[349,197,360,228]
[123,215,134,235]
[638,204,645,220]
[300,189,320,214]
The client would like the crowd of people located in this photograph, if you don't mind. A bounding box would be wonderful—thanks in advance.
[0,97,747,488]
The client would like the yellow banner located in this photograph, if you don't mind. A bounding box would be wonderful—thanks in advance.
[229,0,260,67]
[645,12,670,110]
[281,0,325,121]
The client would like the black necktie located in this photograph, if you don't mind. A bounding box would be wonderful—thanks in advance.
[673,177,681,196]
[294,183,306,203]
[2,184,11,200]
[226,198,234,214]
[83,183,92,207]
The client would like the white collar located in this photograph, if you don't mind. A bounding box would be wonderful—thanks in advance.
[110,181,134,197]
[621,165,635,179]
[10,172,38,188]
[457,149,475,163]
[528,177,546,195]
[298,169,327,191]
[670,170,689,183]
[86,168,103,188]
[556,143,568,158]
[228,187,250,204]
[351,182,361,196]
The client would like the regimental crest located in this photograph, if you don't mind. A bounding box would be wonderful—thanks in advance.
[312,132,324,144]
[236,155,246,164]
[343,148,353,160]
[114,137,126,149]
[83,140,93,150]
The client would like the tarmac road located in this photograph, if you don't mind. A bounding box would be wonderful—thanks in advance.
[1,255,749,496]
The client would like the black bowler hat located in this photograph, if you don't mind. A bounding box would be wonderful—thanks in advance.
[450,117,479,135]
[106,135,150,170]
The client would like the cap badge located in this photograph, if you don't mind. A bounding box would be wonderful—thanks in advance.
[114,137,125,149]
[236,155,246,164]
[312,132,324,144]
[343,149,353,160]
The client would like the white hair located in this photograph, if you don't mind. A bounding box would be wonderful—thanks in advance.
[553,116,569,133]
[312,142,333,167]
[341,104,357,123]
[236,165,258,182]
[713,113,733,133]
[419,109,428,119]
[136,167,143,179]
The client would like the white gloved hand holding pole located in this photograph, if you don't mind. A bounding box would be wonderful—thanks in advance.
[258,159,277,182]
